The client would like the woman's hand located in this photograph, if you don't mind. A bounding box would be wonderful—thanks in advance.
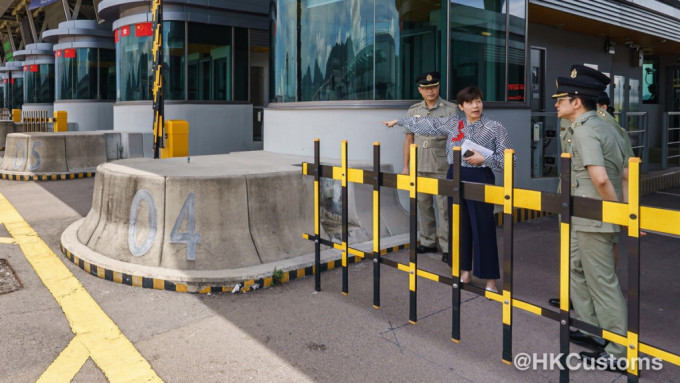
[383,120,398,128]
[464,150,485,166]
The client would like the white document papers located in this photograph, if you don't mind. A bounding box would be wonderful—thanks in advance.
[461,139,493,158]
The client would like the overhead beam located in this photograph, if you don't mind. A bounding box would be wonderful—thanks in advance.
[72,0,82,19]
[25,4,38,43]
[6,24,16,53]
[62,0,72,21]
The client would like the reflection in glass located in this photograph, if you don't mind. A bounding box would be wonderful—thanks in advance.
[164,22,186,100]
[273,0,443,102]
[100,49,116,100]
[24,64,54,103]
[117,24,154,101]
[12,76,23,109]
[56,48,116,100]
[188,23,232,101]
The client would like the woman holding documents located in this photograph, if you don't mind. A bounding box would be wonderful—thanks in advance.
[383,86,512,292]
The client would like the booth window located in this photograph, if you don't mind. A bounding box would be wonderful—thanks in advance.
[187,23,232,101]
[24,64,54,103]
[450,0,526,102]
[56,48,116,100]
[642,58,658,104]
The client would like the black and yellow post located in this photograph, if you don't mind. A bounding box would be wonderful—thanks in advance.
[314,139,321,292]
[558,153,572,383]
[626,158,642,382]
[451,147,462,342]
[372,142,381,309]
[341,140,349,295]
[501,149,515,365]
[408,144,418,324]
[151,0,164,159]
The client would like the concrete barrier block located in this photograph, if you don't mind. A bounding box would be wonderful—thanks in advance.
[0,133,30,172]
[64,132,108,172]
[0,121,17,148]
[77,164,106,245]
[104,132,122,161]
[246,172,316,263]
[24,133,69,173]
[84,162,166,267]
[121,132,144,158]
[161,176,261,270]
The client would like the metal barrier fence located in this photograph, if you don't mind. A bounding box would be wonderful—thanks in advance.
[302,139,680,383]
[624,112,649,173]
[21,110,50,132]
[662,112,680,170]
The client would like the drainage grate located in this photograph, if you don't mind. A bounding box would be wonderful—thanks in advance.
[0,258,23,295]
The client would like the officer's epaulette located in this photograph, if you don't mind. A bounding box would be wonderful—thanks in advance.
[408,103,421,110]
[597,109,606,118]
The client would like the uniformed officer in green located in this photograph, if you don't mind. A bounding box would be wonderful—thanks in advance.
[553,65,629,371]
[549,92,635,317]
[403,72,456,262]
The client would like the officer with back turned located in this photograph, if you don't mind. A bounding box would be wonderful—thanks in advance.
[553,65,629,372]
[403,72,456,263]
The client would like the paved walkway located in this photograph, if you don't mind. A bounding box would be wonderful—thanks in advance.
[0,178,679,382]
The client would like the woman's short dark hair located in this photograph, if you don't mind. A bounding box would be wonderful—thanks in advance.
[456,86,483,105]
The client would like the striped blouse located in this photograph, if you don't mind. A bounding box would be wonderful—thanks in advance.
[397,115,513,172]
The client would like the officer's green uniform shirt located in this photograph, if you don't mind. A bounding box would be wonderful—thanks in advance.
[564,110,629,232]
[597,107,635,159]
[405,97,457,173]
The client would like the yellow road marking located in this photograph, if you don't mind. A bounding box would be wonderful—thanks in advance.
[0,192,163,383]
[0,236,16,244]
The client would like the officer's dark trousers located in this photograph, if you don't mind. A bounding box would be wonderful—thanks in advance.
[447,165,500,280]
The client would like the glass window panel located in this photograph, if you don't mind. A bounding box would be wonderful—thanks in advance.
[188,23,231,101]
[507,4,526,102]
[234,27,248,101]
[299,0,375,101]
[164,22,185,100]
[450,0,507,101]
[24,64,54,103]
[271,0,297,102]
[12,76,23,109]
[642,60,658,104]
[99,49,116,100]
[388,0,443,100]
[117,24,153,101]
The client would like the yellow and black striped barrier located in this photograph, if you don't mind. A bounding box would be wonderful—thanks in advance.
[302,139,680,383]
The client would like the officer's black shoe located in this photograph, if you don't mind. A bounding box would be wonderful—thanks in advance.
[441,252,449,263]
[415,245,437,254]
[570,330,608,350]
[548,298,574,310]
[579,350,626,373]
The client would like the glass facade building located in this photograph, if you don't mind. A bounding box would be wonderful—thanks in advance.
[270,0,526,103]
[115,21,249,102]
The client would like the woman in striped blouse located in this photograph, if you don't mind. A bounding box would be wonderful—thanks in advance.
[383,86,512,293]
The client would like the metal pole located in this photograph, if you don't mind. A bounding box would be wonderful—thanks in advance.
[151,0,164,159]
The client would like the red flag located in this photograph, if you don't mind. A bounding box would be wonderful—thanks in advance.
[55,50,62,57]
[121,25,130,37]
[64,48,76,58]
[135,22,153,37]
[114,29,119,43]
[23,65,28,72]
[30,65,38,72]
[3,78,7,83]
